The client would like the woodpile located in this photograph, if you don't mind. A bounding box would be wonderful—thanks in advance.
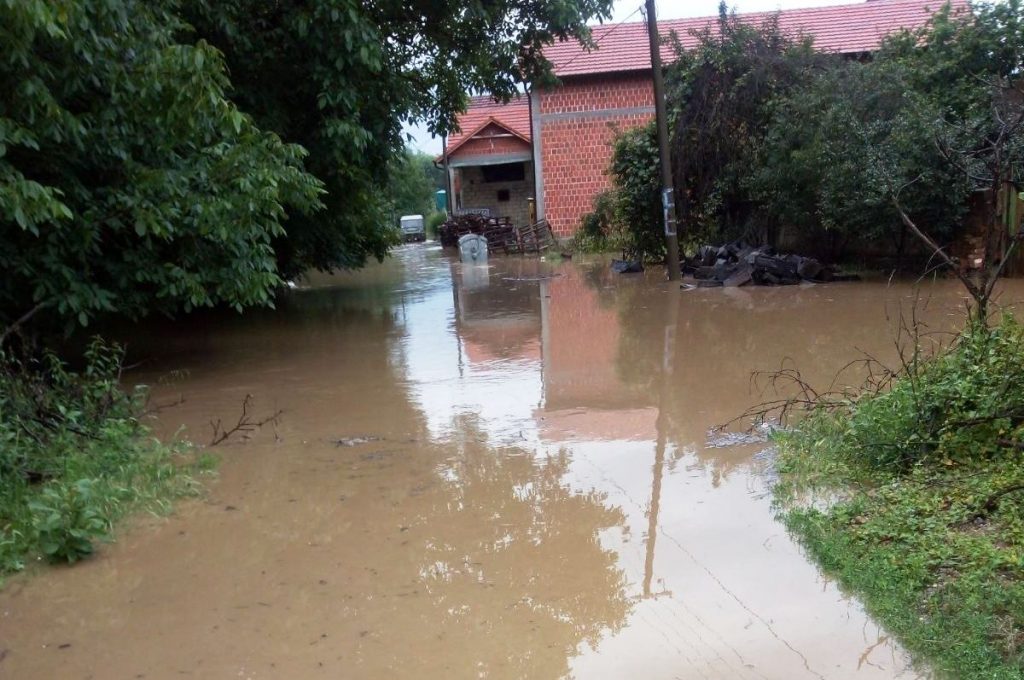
[684,240,856,287]
[438,216,556,255]
[438,214,489,248]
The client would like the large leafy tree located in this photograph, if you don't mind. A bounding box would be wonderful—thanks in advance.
[748,59,969,259]
[0,0,323,337]
[181,0,613,278]
[665,3,829,244]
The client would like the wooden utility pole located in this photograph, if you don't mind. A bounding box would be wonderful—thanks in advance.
[645,0,681,281]
[442,134,454,215]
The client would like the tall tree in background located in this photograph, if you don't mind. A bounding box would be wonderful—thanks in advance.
[387,150,443,222]
[182,0,613,278]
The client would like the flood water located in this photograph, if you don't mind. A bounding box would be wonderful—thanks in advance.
[3,245,1023,679]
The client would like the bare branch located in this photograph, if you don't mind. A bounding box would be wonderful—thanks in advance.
[0,302,50,348]
[209,394,284,446]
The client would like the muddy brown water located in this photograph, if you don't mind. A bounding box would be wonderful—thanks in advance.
[3,245,1023,679]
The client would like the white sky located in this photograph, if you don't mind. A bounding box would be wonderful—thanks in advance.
[402,0,858,154]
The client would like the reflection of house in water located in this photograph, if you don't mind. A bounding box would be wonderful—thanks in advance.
[448,259,660,441]
[450,260,542,366]
[539,268,657,442]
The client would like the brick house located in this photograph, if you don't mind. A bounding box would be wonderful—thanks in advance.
[441,0,968,238]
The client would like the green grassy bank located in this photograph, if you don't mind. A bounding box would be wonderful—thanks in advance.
[774,318,1024,679]
[0,340,212,577]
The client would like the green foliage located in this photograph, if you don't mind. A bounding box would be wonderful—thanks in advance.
[749,62,969,256]
[648,1,1024,260]
[750,1,1024,257]
[426,211,448,240]
[181,0,613,278]
[387,150,440,224]
[29,479,109,564]
[572,190,622,253]
[665,4,829,243]
[0,339,210,575]
[0,0,324,332]
[775,318,1024,677]
[788,317,1024,473]
[608,123,664,261]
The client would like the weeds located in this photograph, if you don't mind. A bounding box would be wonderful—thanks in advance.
[774,318,1024,678]
[0,339,213,576]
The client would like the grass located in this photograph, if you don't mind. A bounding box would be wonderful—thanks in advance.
[774,318,1024,678]
[0,339,214,578]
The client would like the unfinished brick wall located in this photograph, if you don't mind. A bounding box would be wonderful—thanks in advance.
[458,163,535,227]
[537,73,655,237]
[454,123,531,158]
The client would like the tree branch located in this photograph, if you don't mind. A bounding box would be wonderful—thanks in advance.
[0,301,50,348]
[890,197,983,304]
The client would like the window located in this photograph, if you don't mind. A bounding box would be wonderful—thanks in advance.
[497,189,510,202]
[481,162,525,183]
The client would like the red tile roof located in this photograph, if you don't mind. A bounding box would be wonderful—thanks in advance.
[444,0,968,154]
[445,95,531,153]
[544,0,970,78]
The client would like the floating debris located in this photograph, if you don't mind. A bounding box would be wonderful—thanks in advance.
[332,436,383,447]
[611,259,644,274]
[705,429,768,448]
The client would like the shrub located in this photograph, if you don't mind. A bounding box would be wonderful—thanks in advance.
[785,317,1024,474]
[609,123,663,261]
[774,317,1024,677]
[0,339,209,575]
[426,211,447,240]
[29,480,110,564]
[572,190,621,253]
[666,5,830,244]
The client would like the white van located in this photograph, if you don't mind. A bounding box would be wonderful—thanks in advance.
[400,214,425,242]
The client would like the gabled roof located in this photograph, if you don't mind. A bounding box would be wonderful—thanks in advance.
[445,95,531,152]
[544,0,970,78]
[444,117,531,161]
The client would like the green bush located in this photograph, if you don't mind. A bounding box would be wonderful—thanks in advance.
[29,479,110,564]
[571,190,621,253]
[426,211,448,240]
[0,339,209,575]
[775,317,1024,676]
[608,123,663,262]
[666,7,828,244]
[784,317,1024,474]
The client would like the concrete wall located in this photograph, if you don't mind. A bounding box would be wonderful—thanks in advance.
[458,163,535,227]
[535,73,655,237]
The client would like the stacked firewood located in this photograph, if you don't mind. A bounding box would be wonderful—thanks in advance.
[438,214,489,248]
[438,216,556,255]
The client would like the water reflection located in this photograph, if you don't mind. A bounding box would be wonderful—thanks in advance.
[4,244,1014,678]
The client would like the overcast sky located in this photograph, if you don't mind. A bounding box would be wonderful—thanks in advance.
[402,0,857,154]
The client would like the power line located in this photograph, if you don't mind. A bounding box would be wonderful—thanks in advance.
[555,4,645,74]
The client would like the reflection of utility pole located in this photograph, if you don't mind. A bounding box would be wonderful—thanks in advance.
[645,0,681,281]
[644,288,680,598]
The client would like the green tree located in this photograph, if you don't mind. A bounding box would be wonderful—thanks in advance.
[749,60,969,260]
[0,0,322,337]
[665,3,829,244]
[877,1,1024,319]
[609,123,663,261]
[387,150,440,222]
[181,0,613,278]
